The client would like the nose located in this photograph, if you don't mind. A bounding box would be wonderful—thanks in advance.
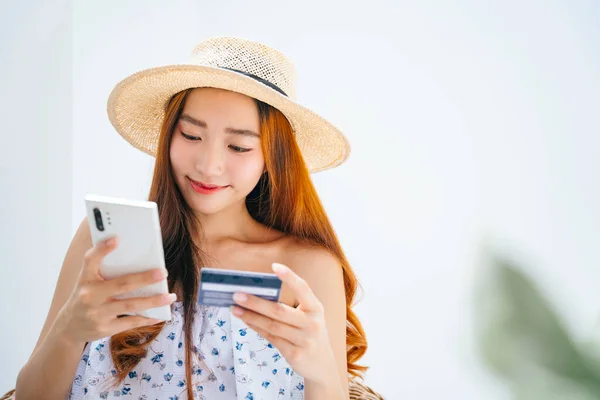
[194,140,225,177]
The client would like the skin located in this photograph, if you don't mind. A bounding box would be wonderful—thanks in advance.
[170,87,349,399]
[15,86,349,400]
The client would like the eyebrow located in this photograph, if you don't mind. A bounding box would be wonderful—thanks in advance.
[179,113,260,138]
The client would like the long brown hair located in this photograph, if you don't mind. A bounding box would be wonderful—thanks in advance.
[107,88,368,396]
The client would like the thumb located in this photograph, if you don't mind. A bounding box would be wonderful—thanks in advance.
[80,236,119,283]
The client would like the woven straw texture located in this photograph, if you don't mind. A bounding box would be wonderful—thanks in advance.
[107,36,351,173]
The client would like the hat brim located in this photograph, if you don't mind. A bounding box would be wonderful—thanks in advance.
[106,64,350,173]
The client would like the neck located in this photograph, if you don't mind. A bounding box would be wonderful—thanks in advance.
[193,201,260,246]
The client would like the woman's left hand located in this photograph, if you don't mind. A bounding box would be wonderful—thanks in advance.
[230,262,338,385]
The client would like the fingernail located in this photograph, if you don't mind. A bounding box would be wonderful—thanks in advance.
[105,237,117,247]
[233,292,247,303]
[272,263,287,274]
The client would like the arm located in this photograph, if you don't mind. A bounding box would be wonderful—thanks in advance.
[16,219,174,399]
[230,247,350,400]
[294,248,349,400]
[15,319,88,400]
[15,218,92,399]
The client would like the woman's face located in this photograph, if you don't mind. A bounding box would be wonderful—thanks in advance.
[170,87,265,216]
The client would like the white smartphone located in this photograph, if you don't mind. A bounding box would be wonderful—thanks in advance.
[84,194,172,321]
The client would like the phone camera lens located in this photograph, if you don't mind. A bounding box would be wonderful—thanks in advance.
[93,207,105,232]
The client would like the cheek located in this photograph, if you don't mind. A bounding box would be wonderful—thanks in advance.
[169,148,180,176]
[228,153,264,185]
[169,137,189,173]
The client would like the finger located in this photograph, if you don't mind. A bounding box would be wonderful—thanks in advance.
[80,236,119,282]
[232,293,306,328]
[91,267,168,302]
[272,263,321,313]
[101,292,177,318]
[231,306,305,346]
[109,315,165,334]
[243,318,296,356]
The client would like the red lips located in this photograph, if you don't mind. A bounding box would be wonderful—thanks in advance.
[188,177,228,194]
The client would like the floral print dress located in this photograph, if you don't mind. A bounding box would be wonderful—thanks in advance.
[68,301,305,399]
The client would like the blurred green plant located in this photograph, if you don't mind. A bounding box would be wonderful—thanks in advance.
[475,252,600,400]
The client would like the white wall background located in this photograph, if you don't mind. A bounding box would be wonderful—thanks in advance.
[0,0,75,389]
[1,0,599,398]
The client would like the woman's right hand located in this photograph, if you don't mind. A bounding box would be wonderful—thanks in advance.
[55,236,176,345]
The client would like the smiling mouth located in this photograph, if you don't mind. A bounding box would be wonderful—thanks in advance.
[187,177,229,194]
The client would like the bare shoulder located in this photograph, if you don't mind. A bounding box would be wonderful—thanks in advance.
[279,237,344,307]
[282,238,341,273]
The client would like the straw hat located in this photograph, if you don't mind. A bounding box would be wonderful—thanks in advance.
[106,36,350,173]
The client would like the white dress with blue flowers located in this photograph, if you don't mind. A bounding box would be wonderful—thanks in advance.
[68,301,305,399]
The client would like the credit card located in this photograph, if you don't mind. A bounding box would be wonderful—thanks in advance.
[198,267,282,307]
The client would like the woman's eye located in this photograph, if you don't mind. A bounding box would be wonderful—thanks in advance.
[181,132,201,141]
[229,145,251,153]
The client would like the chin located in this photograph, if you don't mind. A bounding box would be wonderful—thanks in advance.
[189,202,228,216]
[183,195,229,216]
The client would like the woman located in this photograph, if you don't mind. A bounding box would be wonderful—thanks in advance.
[15,36,367,399]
